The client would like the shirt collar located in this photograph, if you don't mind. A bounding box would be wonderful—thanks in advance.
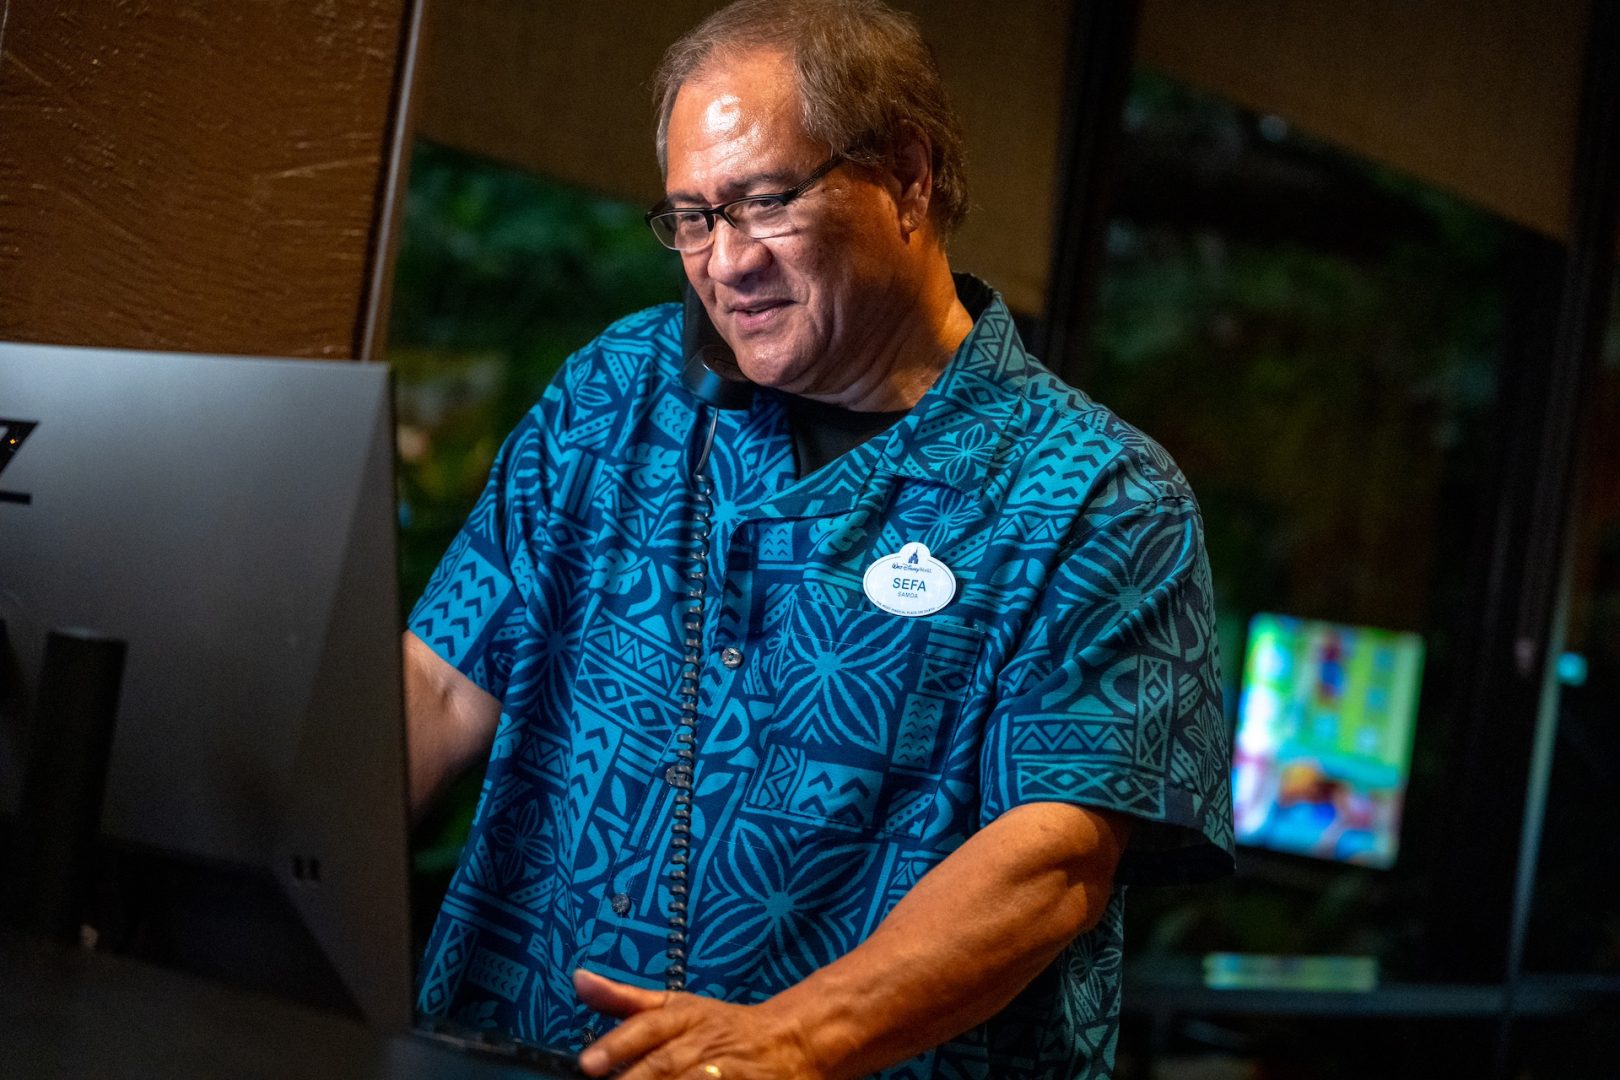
[722,274,1036,522]
[874,273,1033,497]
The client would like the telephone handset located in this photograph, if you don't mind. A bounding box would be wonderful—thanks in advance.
[663,284,752,992]
[680,285,755,411]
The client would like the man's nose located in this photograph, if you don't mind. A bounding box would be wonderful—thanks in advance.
[704,218,771,285]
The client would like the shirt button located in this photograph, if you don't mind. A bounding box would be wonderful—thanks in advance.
[580,1025,598,1044]
[610,893,632,916]
[720,646,744,669]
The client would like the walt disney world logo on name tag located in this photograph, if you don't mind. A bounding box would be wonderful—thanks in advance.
[862,542,956,617]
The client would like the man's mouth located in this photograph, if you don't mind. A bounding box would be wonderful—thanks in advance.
[727,299,789,330]
[728,299,787,316]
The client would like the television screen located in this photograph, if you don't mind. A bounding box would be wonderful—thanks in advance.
[1231,613,1425,868]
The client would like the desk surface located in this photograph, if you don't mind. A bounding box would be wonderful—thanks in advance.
[0,932,576,1080]
[11,930,1620,1077]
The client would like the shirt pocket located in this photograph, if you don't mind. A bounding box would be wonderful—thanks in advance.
[747,594,985,841]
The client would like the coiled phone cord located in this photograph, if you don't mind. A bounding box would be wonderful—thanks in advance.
[665,407,720,992]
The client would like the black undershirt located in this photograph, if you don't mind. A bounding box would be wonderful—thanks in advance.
[779,393,910,479]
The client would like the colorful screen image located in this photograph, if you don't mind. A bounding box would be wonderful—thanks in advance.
[1231,613,1425,868]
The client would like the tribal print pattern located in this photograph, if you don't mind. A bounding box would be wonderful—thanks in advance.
[410,276,1233,1078]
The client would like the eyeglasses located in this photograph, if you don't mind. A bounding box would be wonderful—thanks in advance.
[645,155,843,252]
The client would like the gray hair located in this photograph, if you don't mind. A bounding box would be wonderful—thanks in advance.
[652,0,969,235]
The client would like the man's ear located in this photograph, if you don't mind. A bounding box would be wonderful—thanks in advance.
[891,130,934,236]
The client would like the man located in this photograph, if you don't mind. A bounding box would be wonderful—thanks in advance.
[405,2,1233,1077]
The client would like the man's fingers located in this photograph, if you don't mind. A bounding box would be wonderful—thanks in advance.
[576,998,695,1078]
[573,967,670,1018]
[607,1037,708,1080]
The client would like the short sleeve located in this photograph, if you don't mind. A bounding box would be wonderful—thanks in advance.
[981,495,1235,886]
[407,398,555,701]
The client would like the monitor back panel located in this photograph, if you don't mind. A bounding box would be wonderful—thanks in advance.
[1,342,412,1028]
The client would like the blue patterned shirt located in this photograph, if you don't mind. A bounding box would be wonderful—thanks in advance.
[410,277,1234,1078]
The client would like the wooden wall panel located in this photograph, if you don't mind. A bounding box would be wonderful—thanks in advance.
[0,1,414,358]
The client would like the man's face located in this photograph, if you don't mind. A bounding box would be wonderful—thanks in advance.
[663,49,919,398]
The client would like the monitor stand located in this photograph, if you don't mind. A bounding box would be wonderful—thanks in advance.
[2,628,126,945]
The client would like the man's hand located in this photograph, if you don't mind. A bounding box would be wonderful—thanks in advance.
[574,969,824,1080]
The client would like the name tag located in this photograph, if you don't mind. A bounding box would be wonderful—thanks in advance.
[862,542,956,617]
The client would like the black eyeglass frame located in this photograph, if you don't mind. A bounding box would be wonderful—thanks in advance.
[645,155,844,251]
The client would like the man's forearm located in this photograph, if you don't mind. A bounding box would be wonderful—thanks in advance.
[577,800,1129,1080]
[763,801,1129,1079]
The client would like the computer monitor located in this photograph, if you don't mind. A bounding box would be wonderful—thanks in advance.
[0,341,412,1029]
[1230,612,1425,869]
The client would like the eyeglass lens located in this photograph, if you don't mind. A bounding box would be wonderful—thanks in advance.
[653,199,796,250]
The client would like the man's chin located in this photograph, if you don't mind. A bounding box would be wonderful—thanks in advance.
[732,350,809,391]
